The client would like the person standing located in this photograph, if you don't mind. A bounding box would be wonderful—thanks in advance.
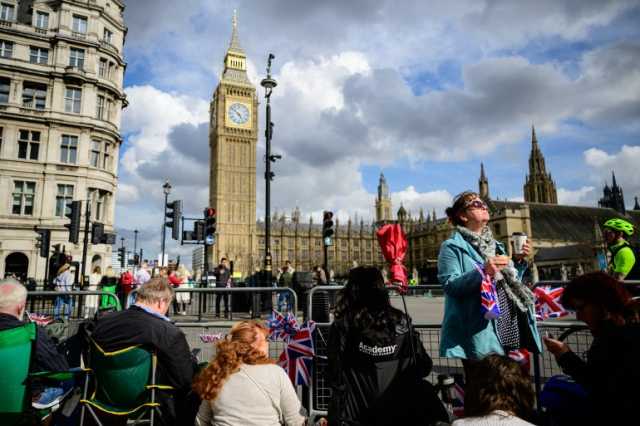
[438,191,541,374]
[53,263,73,320]
[602,218,638,282]
[84,266,102,318]
[99,266,118,310]
[278,260,294,313]
[214,258,231,318]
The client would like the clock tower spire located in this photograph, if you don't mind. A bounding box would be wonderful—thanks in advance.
[208,12,259,276]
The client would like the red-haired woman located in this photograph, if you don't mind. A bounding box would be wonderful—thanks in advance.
[193,321,306,426]
[544,272,640,423]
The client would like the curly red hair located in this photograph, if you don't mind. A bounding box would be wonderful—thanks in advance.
[193,320,274,401]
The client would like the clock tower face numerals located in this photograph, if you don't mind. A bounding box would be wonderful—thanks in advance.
[227,102,250,125]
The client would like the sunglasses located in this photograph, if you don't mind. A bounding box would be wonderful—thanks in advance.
[464,199,488,210]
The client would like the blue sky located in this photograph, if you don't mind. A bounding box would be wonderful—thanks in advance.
[116,0,640,260]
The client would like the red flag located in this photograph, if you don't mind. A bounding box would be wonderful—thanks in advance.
[376,223,408,292]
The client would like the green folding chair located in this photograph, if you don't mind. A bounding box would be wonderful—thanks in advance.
[80,339,173,426]
[0,322,77,425]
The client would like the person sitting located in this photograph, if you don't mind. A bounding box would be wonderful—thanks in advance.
[327,266,447,425]
[193,320,305,426]
[0,278,70,409]
[91,277,197,425]
[543,272,640,424]
[453,354,535,425]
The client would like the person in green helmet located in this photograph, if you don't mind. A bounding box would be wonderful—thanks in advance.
[603,218,637,281]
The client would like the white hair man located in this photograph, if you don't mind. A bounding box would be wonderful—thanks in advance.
[0,278,69,408]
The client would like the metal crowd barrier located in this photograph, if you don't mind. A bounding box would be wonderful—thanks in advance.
[127,287,298,322]
[26,290,121,319]
[303,285,592,419]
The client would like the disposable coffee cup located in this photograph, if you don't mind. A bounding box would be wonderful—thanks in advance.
[512,232,527,255]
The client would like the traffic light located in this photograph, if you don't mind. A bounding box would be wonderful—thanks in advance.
[133,253,140,266]
[194,220,205,241]
[117,246,125,268]
[322,211,334,246]
[35,228,51,258]
[166,200,182,240]
[91,222,104,244]
[204,208,217,241]
[64,200,81,244]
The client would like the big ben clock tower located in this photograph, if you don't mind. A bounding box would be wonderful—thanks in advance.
[209,13,258,276]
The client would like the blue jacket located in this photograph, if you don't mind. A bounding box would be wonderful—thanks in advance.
[437,231,541,359]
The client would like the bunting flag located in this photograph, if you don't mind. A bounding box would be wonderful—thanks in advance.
[267,310,317,385]
[27,312,53,326]
[534,286,568,321]
[476,264,500,320]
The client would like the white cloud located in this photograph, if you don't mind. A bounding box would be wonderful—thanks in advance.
[391,186,453,217]
[583,145,640,205]
[557,186,596,206]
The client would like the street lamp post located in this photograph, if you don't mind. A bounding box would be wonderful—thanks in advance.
[133,229,138,272]
[261,54,278,285]
[161,180,172,267]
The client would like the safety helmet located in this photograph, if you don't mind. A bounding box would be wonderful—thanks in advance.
[603,218,634,237]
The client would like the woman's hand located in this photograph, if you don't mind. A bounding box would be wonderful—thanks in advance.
[514,240,531,262]
[543,336,570,357]
[484,256,510,277]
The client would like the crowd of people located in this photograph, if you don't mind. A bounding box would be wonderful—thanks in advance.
[1,190,639,425]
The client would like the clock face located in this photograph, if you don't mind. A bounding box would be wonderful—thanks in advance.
[228,102,250,125]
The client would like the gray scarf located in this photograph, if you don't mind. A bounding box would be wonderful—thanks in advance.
[456,225,535,313]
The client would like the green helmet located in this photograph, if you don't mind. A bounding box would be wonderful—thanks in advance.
[603,218,634,236]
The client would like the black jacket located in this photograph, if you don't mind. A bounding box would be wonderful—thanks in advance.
[214,266,230,288]
[0,313,69,372]
[327,314,441,425]
[91,306,194,395]
[557,322,640,424]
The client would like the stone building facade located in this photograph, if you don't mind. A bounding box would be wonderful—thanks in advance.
[523,126,558,204]
[0,0,126,280]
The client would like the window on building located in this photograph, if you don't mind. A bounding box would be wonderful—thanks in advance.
[88,188,108,221]
[60,135,78,164]
[0,40,13,58]
[29,46,48,64]
[64,87,81,113]
[103,28,113,43]
[12,181,35,215]
[22,82,47,110]
[90,140,101,167]
[96,95,105,119]
[494,223,501,235]
[17,130,40,160]
[98,58,107,77]
[0,127,3,154]
[0,77,9,103]
[103,142,111,170]
[0,3,15,21]
[34,11,48,29]
[108,62,115,79]
[69,48,85,69]
[55,184,74,217]
[72,15,87,33]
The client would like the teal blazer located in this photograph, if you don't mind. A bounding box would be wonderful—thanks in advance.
[437,231,542,359]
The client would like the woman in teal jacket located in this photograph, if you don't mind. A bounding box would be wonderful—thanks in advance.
[438,191,541,361]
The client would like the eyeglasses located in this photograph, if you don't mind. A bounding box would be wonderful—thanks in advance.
[464,199,488,210]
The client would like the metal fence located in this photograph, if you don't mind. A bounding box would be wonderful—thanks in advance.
[26,290,121,320]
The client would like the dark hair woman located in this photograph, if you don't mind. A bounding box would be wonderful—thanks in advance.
[438,191,541,365]
[193,321,305,426]
[327,266,447,425]
[543,272,640,424]
[454,354,535,425]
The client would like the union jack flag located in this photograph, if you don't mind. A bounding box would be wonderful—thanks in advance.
[266,310,299,342]
[476,264,500,320]
[534,286,568,321]
[277,321,316,386]
[508,348,531,373]
[27,312,53,326]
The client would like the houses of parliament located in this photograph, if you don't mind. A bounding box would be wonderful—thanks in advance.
[207,17,640,281]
